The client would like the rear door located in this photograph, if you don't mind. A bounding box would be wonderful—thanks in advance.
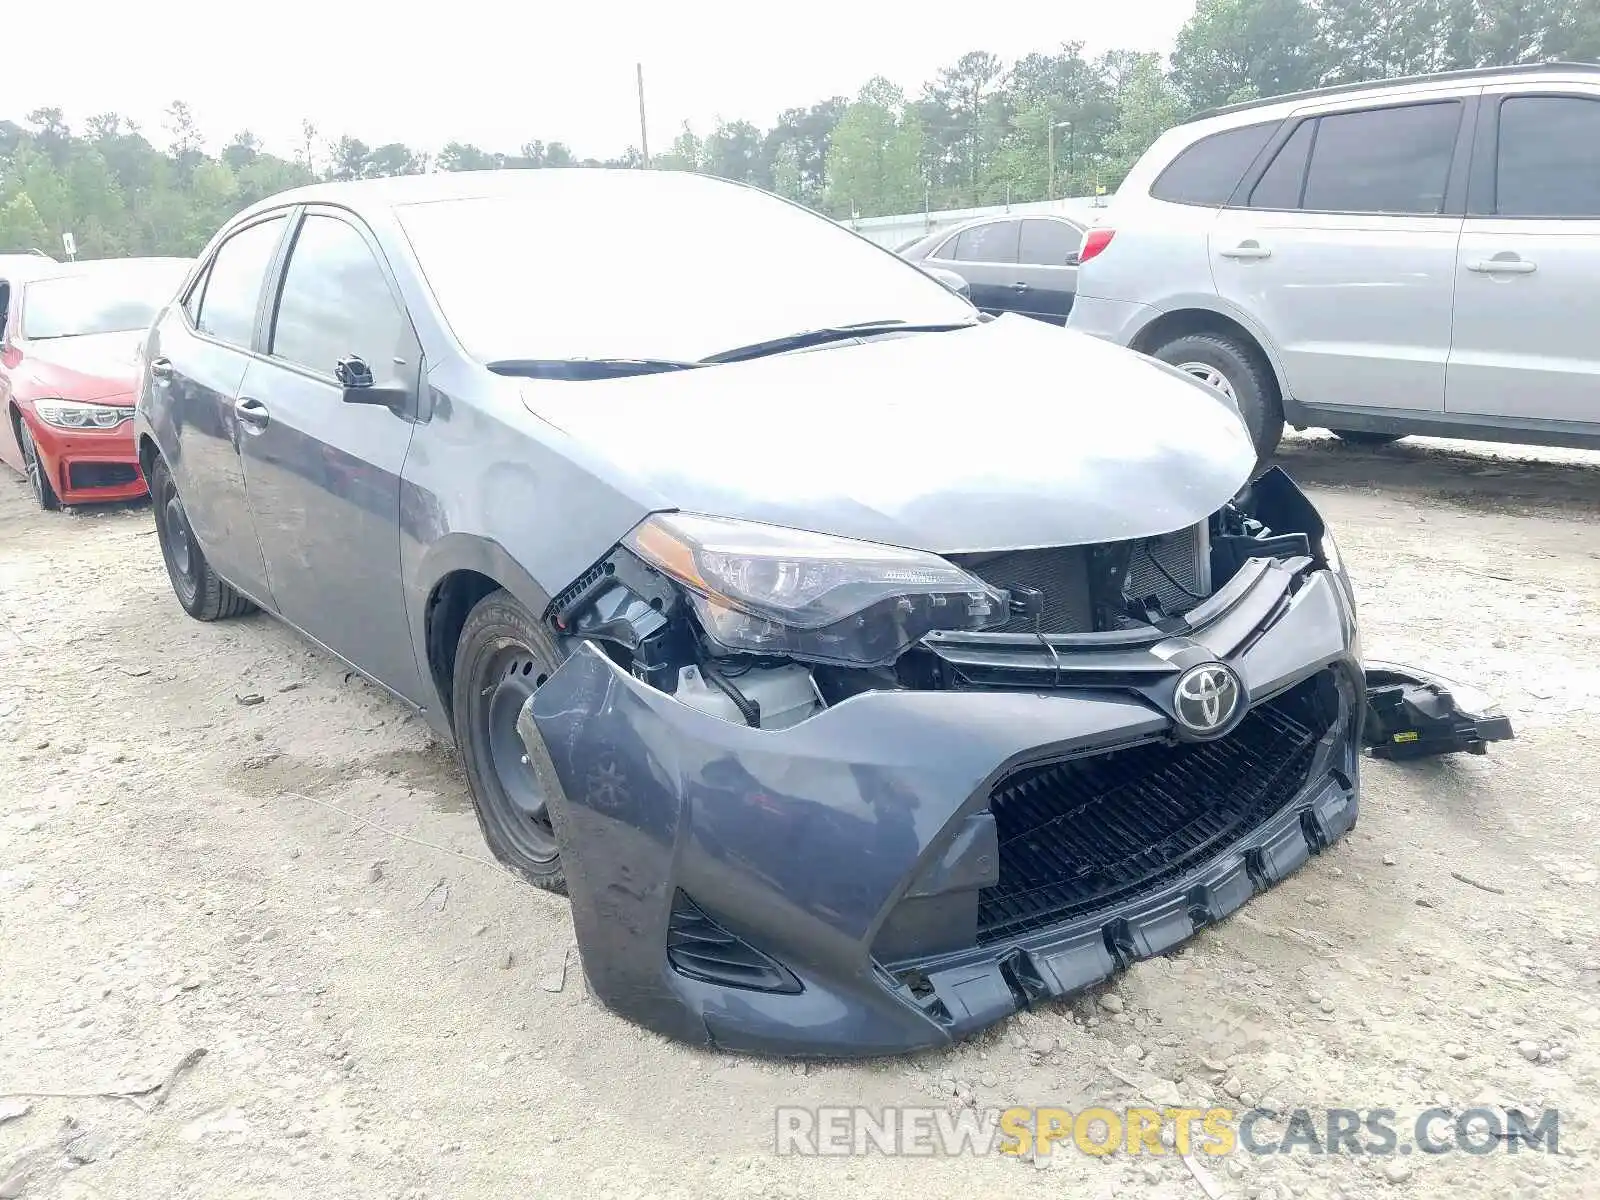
[1209,93,1474,416]
[947,219,1022,315]
[155,214,290,602]
[1014,218,1083,323]
[235,207,427,702]
[1446,87,1600,425]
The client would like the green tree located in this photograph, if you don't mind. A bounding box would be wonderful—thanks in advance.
[823,78,923,218]
[1173,0,1327,108]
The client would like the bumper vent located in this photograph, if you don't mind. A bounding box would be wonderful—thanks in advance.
[977,672,1338,944]
[67,462,140,490]
[667,891,801,994]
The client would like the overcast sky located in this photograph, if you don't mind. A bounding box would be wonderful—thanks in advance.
[8,1,1196,161]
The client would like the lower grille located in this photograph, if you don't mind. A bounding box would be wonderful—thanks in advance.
[977,672,1337,944]
[68,462,140,490]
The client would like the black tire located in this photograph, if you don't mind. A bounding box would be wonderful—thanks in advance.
[452,589,567,893]
[1331,429,1405,446]
[17,419,61,511]
[1154,332,1283,470]
[149,454,256,621]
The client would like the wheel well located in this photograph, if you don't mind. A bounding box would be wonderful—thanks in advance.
[425,570,502,726]
[138,434,160,478]
[1130,309,1282,402]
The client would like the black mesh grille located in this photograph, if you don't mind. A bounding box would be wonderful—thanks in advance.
[977,673,1337,944]
[667,891,801,994]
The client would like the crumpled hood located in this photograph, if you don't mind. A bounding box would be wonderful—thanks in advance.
[519,315,1258,552]
[25,331,143,403]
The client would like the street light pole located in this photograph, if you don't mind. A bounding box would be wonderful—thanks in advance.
[636,63,651,167]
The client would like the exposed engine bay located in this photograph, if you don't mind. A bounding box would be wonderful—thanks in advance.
[546,467,1334,731]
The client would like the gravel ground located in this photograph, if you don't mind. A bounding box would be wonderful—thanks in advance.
[2,433,1598,1200]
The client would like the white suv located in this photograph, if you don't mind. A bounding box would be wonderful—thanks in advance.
[1066,63,1600,463]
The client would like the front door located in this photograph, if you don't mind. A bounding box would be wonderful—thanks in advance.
[1446,88,1600,426]
[945,219,1022,316]
[236,209,426,703]
[1209,97,1470,416]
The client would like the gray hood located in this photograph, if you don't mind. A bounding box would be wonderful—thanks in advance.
[518,315,1257,552]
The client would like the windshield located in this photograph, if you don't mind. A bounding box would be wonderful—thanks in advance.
[22,262,189,340]
[396,173,975,364]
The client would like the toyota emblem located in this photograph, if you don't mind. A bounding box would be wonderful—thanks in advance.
[1172,663,1243,738]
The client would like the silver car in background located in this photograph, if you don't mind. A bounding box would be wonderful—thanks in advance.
[1067,62,1600,464]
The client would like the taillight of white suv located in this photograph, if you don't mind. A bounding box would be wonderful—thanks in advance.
[1078,228,1116,264]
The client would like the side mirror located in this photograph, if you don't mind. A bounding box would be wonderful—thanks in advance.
[337,354,413,416]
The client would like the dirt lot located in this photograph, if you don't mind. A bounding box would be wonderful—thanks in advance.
[2,434,1598,1200]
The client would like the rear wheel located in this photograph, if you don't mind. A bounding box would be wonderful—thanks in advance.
[1331,429,1405,446]
[18,421,61,511]
[149,454,255,621]
[452,589,566,893]
[1154,332,1283,471]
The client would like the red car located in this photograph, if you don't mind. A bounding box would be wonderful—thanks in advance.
[0,256,191,510]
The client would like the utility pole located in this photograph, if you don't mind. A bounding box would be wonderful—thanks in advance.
[636,63,651,167]
[1048,120,1071,200]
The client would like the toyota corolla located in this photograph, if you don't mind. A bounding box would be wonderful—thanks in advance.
[133,169,1511,1058]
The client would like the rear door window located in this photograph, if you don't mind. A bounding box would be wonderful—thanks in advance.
[1018,219,1083,265]
[953,220,1020,264]
[1494,94,1600,217]
[1299,102,1462,215]
[196,217,287,347]
[1150,121,1278,206]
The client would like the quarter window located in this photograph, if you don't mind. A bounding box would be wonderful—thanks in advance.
[270,214,410,380]
[1150,121,1278,206]
[1299,102,1461,215]
[196,217,286,347]
[1495,95,1600,218]
[953,220,1020,263]
[1249,121,1314,210]
[1018,219,1083,265]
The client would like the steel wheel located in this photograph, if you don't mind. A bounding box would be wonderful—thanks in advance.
[157,475,200,606]
[481,643,559,865]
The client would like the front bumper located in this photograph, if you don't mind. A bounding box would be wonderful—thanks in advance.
[25,412,145,504]
[518,555,1368,1058]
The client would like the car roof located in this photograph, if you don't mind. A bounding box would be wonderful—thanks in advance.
[1190,61,1600,123]
[0,253,60,282]
[233,166,759,224]
[24,256,192,282]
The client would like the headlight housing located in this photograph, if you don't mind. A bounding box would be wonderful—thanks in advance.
[624,512,1007,666]
[1319,525,1354,601]
[33,399,133,430]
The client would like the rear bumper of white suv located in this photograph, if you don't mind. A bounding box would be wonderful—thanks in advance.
[1065,295,1157,348]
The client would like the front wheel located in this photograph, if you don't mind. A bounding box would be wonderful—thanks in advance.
[149,454,256,621]
[18,421,61,511]
[452,589,567,893]
[1154,332,1283,471]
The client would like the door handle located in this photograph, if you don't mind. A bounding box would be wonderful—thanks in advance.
[1220,242,1272,260]
[149,357,174,380]
[1012,281,1031,291]
[1467,258,1536,275]
[235,396,270,433]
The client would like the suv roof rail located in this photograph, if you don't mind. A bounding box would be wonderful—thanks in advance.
[1191,61,1600,122]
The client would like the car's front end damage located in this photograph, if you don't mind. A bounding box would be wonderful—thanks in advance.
[514,453,1510,1058]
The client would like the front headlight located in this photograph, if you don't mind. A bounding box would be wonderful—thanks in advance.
[624,512,1007,666]
[34,399,132,430]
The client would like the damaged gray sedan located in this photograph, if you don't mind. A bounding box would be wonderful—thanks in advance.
[135,169,1512,1058]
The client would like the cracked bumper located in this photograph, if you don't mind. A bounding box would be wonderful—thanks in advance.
[517,564,1364,1058]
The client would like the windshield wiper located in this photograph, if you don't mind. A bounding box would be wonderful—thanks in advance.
[697,319,980,365]
[487,357,701,381]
